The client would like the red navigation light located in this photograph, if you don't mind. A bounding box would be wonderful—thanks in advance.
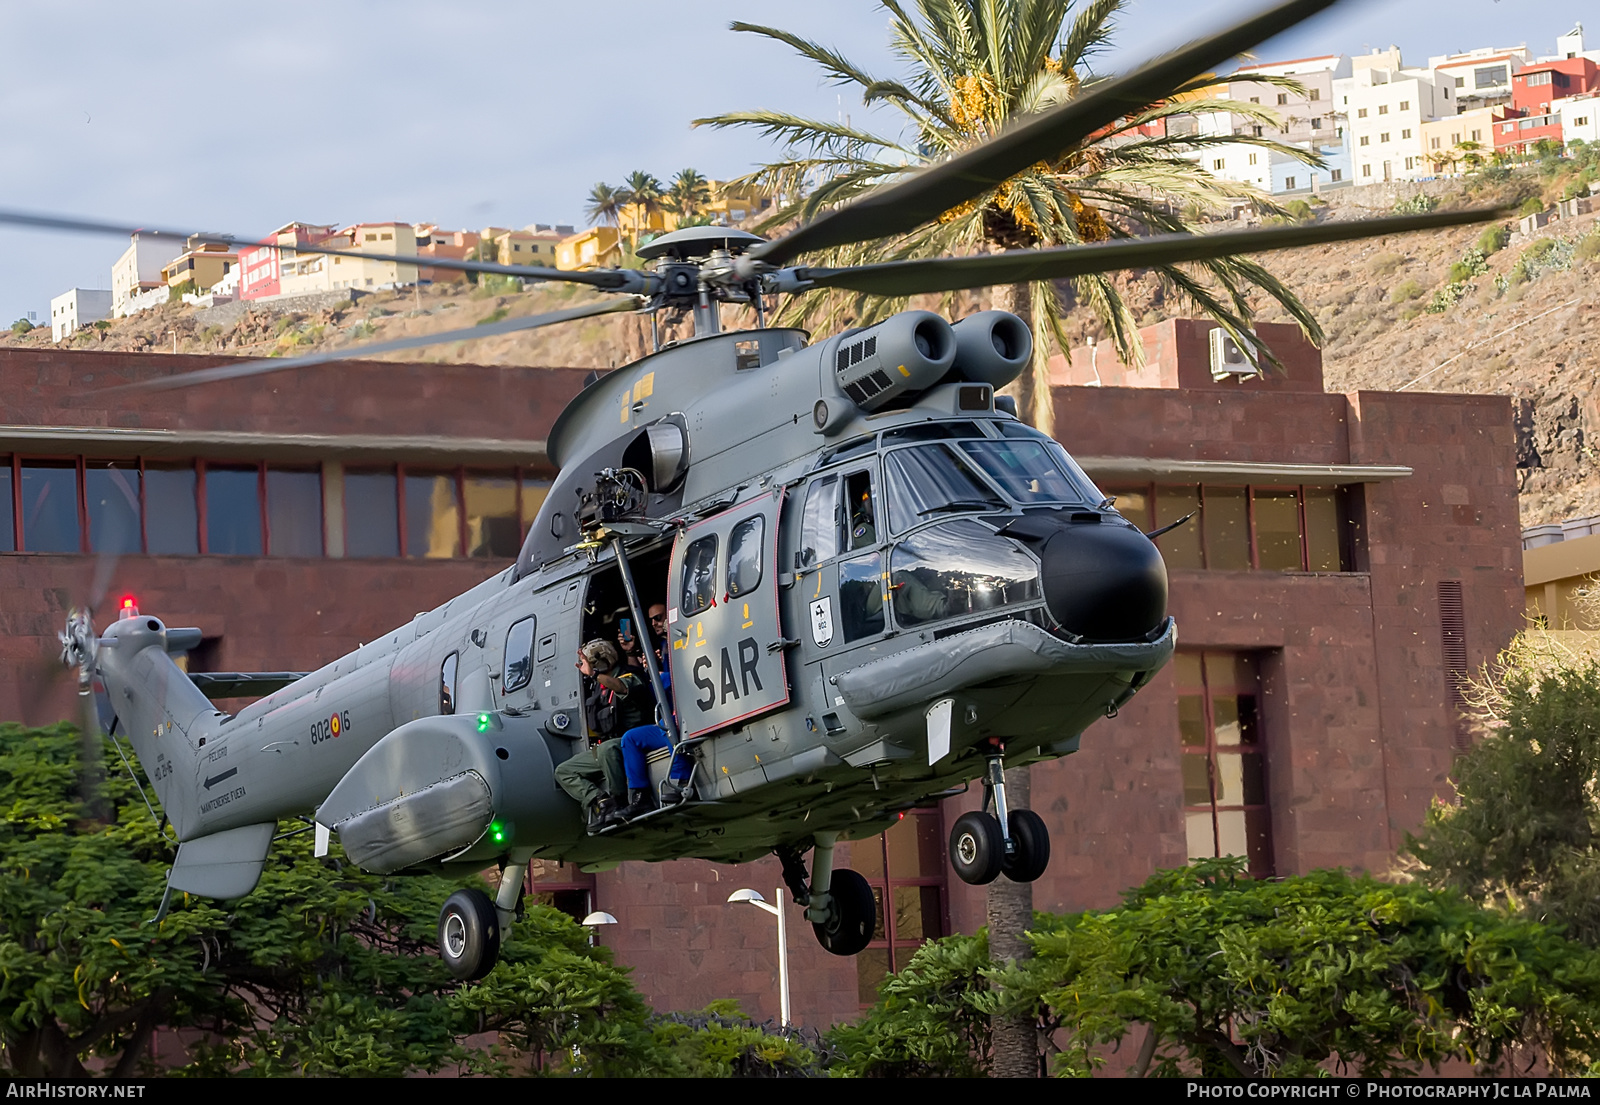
[118,595,140,620]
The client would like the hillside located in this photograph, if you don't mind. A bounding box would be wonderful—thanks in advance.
[5,172,1596,527]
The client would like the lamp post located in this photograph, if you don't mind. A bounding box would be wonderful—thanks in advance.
[727,888,789,1027]
[580,910,617,947]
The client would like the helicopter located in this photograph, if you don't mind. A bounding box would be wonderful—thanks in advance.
[8,0,1503,981]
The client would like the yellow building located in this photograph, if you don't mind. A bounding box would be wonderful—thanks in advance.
[328,223,419,291]
[490,229,563,267]
[556,226,623,271]
[161,240,237,291]
[702,181,769,226]
[1419,107,1498,174]
[1523,517,1600,632]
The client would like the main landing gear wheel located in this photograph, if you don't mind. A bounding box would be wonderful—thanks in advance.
[949,811,1005,885]
[438,888,500,980]
[1001,809,1051,883]
[811,869,877,957]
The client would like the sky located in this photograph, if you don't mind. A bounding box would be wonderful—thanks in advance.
[0,0,1591,326]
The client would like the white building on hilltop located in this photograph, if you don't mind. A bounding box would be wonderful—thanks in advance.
[111,232,184,317]
[49,288,112,343]
[1335,50,1453,184]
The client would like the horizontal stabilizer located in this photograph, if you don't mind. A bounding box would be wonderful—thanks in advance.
[166,821,276,900]
[188,672,307,698]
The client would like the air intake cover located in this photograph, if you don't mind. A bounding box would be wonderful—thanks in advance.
[832,310,955,412]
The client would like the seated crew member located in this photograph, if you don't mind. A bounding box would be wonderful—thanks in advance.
[616,604,694,818]
[616,610,646,670]
[554,639,651,831]
[849,484,876,547]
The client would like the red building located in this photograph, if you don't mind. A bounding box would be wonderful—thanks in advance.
[237,222,339,300]
[0,324,1523,1025]
[1498,58,1600,156]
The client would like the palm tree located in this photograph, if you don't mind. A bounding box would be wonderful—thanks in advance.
[698,0,1323,1077]
[1457,140,1486,172]
[620,170,665,244]
[696,0,1322,432]
[585,182,627,228]
[665,168,713,220]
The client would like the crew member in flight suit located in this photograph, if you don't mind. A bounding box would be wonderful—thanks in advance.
[554,639,652,831]
[616,604,694,819]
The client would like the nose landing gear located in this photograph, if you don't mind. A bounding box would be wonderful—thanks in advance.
[777,833,876,957]
[948,747,1051,887]
[436,861,526,980]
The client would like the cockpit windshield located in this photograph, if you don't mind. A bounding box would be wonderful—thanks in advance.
[890,520,1042,628]
[882,444,1006,534]
[959,438,1102,507]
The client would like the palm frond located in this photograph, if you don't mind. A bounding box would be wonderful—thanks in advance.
[727,21,886,93]
[692,110,906,157]
[1058,0,1124,72]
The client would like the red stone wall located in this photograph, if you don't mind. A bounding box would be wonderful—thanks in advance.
[1052,318,1326,392]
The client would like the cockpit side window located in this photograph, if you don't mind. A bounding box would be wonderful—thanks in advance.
[844,470,877,550]
[504,617,536,693]
[798,476,840,568]
[882,444,1005,533]
[440,652,458,715]
[681,535,718,616]
[839,552,886,642]
[727,516,764,597]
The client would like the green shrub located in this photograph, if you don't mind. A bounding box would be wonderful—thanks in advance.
[1394,193,1439,214]
[1519,196,1547,217]
[1476,223,1512,255]
[1576,233,1600,265]
[1391,278,1425,302]
[477,307,510,326]
[9,318,33,335]
[1369,251,1407,276]
[166,280,196,304]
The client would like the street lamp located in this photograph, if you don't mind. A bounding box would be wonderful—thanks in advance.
[580,910,617,947]
[727,888,790,1027]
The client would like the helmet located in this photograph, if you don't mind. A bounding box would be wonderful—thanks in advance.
[580,639,620,670]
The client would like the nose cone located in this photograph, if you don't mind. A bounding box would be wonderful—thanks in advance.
[1036,521,1168,642]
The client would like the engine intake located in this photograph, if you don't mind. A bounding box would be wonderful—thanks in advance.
[951,311,1032,390]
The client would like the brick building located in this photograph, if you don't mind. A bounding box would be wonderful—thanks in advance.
[0,324,1523,1027]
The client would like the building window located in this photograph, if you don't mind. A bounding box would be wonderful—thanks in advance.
[404,470,462,558]
[85,461,141,555]
[1526,71,1552,87]
[203,464,263,555]
[1360,136,1370,146]
[1358,107,1368,118]
[1249,96,1260,104]
[1399,100,1410,111]
[464,473,519,558]
[145,462,199,554]
[854,809,948,1005]
[1401,128,1412,139]
[1378,104,1388,115]
[0,463,12,552]
[267,468,323,556]
[1108,483,1355,572]
[1311,117,1322,129]
[346,468,400,557]
[1405,157,1415,170]
[1176,651,1272,877]
[1284,176,1295,190]
[1213,159,1226,170]
[1276,93,1288,105]
[1248,153,1258,166]
[1331,169,1343,181]
[19,462,80,553]
[1308,89,1320,101]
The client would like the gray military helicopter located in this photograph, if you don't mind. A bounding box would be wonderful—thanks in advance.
[8,0,1500,980]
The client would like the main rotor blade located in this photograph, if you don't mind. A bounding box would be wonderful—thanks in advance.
[749,0,1336,267]
[113,297,642,392]
[799,207,1508,296]
[0,208,640,290]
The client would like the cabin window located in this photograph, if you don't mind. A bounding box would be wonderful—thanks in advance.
[958,439,1096,506]
[797,476,840,567]
[345,469,400,557]
[881,445,1003,534]
[839,552,886,641]
[889,520,1041,628]
[85,462,142,555]
[204,464,263,555]
[440,652,458,714]
[20,462,81,553]
[145,462,199,555]
[1177,651,1272,877]
[504,617,536,692]
[404,470,461,558]
[681,535,718,617]
[726,516,764,597]
[843,470,877,549]
[267,468,323,556]
[1107,482,1356,573]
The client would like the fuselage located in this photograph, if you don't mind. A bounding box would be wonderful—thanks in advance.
[100,318,1174,873]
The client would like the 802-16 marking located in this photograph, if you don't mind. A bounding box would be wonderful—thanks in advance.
[311,711,351,745]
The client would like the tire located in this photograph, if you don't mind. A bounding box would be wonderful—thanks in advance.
[438,888,501,981]
[949,811,1005,885]
[811,868,877,957]
[1002,809,1051,883]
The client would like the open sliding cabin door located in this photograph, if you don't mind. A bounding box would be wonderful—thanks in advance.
[667,491,790,739]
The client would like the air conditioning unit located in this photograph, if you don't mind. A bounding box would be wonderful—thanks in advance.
[1209,327,1262,381]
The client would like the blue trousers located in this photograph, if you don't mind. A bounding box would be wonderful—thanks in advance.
[619,724,692,789]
